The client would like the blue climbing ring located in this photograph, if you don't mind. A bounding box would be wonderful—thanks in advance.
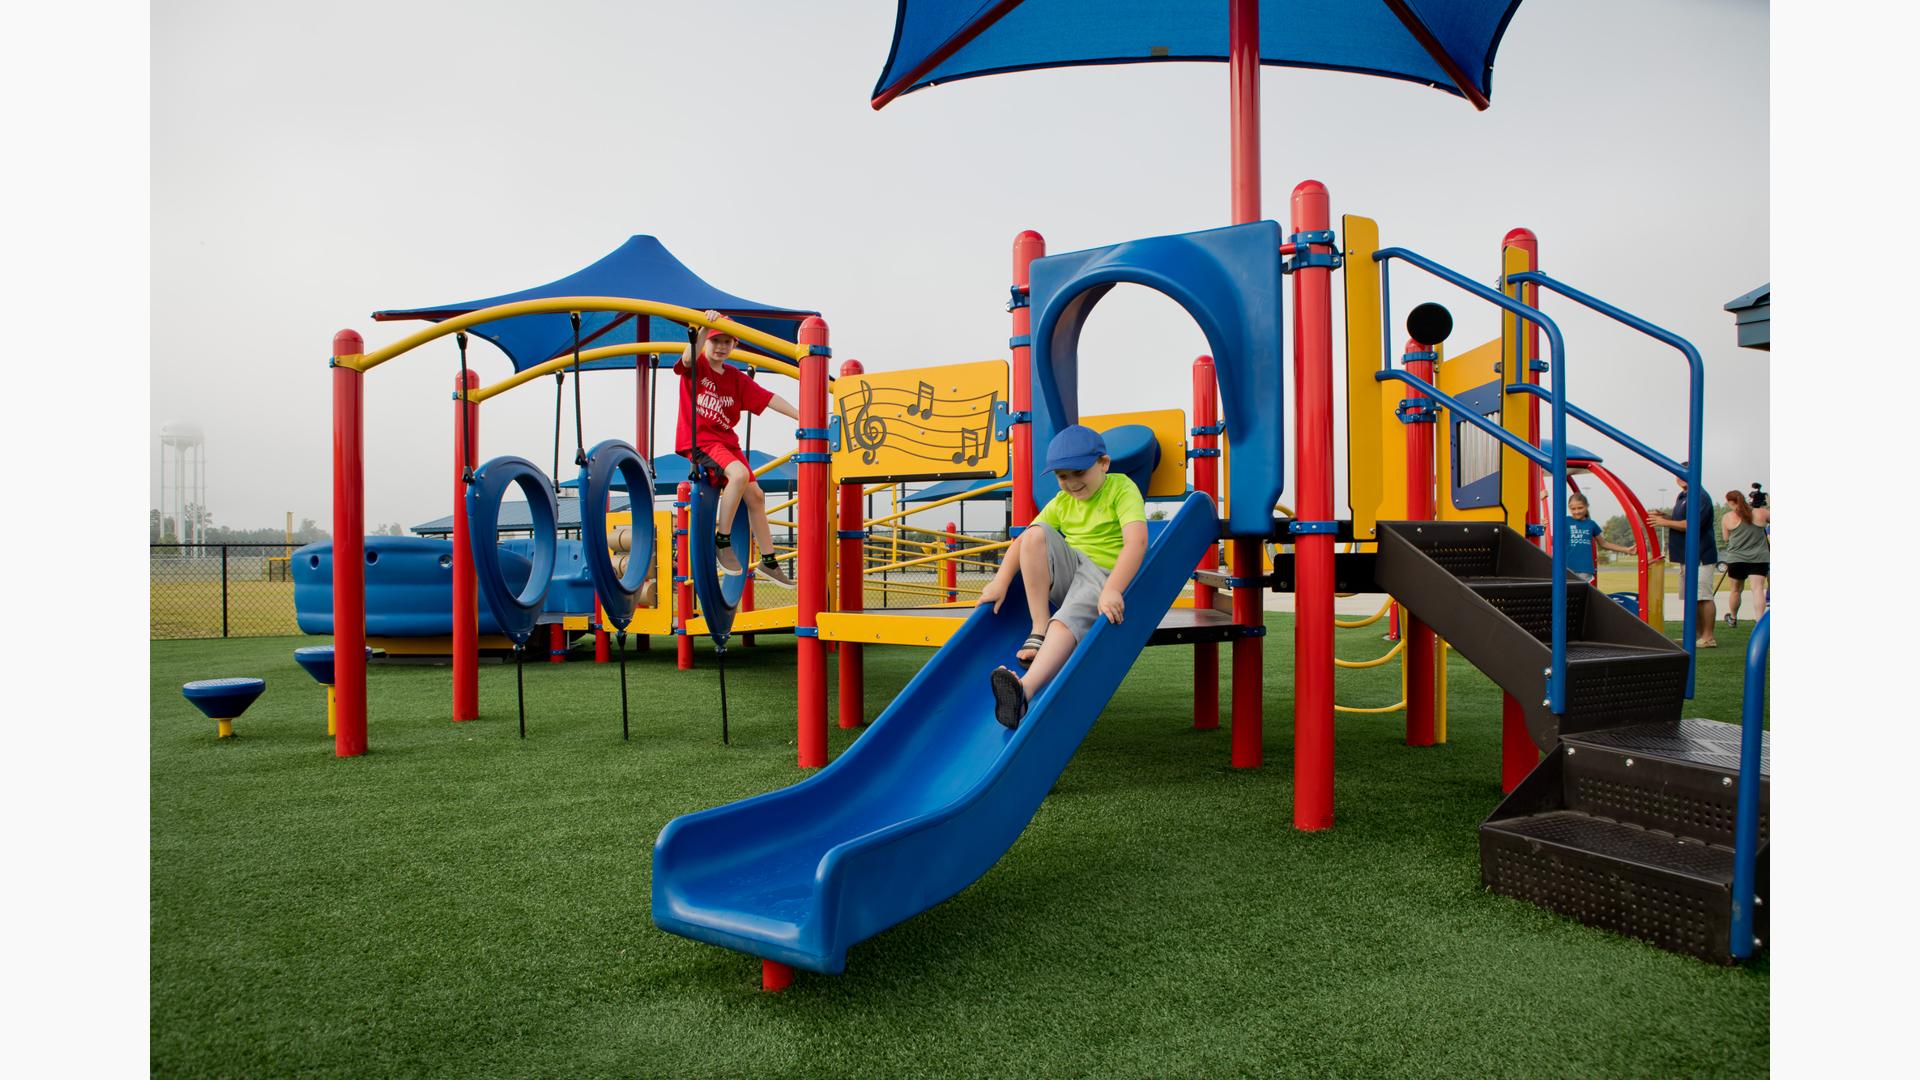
[578,439,656,632]
[465,455,558,646]
[686,469,755,643]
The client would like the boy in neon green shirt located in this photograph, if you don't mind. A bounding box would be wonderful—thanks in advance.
[978,425,1148,728]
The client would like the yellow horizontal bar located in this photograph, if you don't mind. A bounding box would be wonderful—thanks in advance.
[1333,700,1406,715]
[860,579,981,598]
[1335,637,1405,670]
[344,299,809,374]
[1335,598,1395,630]
[816,609,969,647]
[863,481,1013,527]
[864,538,1013,575]
[466,342,692,403]
[754,450,796,480]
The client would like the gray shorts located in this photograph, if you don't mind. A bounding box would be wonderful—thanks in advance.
[1034,523,1110,641]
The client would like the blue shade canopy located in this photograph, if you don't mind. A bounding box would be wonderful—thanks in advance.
[372,236,817,374]
[871,0,1522,111]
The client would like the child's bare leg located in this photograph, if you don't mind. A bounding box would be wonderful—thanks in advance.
[1017,526,1055,639]
[717,461,752,533]
[1020,619,1078,699]
[744,481,774,556]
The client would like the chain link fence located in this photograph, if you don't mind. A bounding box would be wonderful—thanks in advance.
[151,544,302,639]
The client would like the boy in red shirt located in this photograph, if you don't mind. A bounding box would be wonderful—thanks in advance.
[676,311,799,585]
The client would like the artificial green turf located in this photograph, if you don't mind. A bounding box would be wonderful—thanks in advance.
[152,618,1767,1077]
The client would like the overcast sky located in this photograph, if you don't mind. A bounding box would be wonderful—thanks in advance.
[152,0,1767,534]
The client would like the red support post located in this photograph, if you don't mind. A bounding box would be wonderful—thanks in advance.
[452,369,480,722]
[1226,1,1264,771]
[837,359,866,730]
[1290,180,1337,829]
[675,481,694,670]
[594,596,610,663]
[548,622,566,663]
[1402,339,1437,748]
[944,521,959,603]
[1387,601,1401,642]
[796,317,831,769]
[1505,228,1543,547]
[762,959,793,992]
[1191,356,1221,731]
[633,329,653,651]
[331,331,368,757]
[1501,694,1535,792]
[1011,231,1045,528]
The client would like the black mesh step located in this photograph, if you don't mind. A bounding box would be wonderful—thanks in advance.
[1467,579,1587,642]
[1566,718,1770,775]
[1480,809,1754,962]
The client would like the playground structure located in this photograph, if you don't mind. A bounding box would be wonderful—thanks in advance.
[307,1,1770,988]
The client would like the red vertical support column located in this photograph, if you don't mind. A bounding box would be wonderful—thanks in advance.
[837,358,866,730]
[1227,0,1264,770]
[452,370,480,722]
[331,331,368,757]
[634,333,653,651]
[675,481,694,670]
[1501,696,1535,792]
[594,597,610,663]
[549,623,566,663]
[1402,339,1437,748]
[1290,181,1337,828]
[1191,356,1221,730]
[796,318,831,769]
[944,522,959,603]
[1010,231,1045,528]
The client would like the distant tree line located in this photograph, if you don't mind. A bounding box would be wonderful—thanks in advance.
[151,509,334,545]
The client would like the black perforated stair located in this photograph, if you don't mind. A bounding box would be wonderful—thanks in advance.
[1374,521,1769,962]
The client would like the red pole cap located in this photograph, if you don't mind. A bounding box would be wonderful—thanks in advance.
[839,359,865,376]
[799,316,828,345]
[1290,180,1330,226]
[333,329,364,356]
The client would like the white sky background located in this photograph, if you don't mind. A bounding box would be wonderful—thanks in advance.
[152,0,1767,534]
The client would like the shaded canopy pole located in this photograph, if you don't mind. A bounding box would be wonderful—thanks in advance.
[1227,0,1266,778]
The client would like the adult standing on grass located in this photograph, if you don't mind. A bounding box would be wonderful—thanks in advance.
[1647,466,1719,648]
[1719,488,1769,627]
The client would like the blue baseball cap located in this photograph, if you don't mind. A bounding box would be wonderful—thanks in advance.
[1045,425,1108,471]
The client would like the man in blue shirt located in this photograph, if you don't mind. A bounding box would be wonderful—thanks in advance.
[1646,469,1720,647]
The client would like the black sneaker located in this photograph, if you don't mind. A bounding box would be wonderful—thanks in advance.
[990,667,1028,730]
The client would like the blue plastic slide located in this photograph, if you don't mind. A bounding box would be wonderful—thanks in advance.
[652,491,1220,974]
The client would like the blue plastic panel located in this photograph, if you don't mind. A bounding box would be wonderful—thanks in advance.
[1028,223,1284,536]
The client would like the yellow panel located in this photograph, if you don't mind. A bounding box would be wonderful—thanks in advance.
[1342,214,1386,540]
[832,360,1010,484]
[600,509,678,636]
[690,604,798,637]
[1498,243,1533,532]
[1434,338,1507,524]
[815,609,969,647]
[1079,408,1187,497]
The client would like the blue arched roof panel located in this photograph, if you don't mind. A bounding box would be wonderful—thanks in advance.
[872,0,1522,110]
[372,236,817,374]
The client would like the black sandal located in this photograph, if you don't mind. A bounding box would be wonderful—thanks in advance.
[1016,633,1046,669]
[990,666,1028,729]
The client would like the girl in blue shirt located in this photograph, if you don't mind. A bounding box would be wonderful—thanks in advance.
[1565,493,1634,583]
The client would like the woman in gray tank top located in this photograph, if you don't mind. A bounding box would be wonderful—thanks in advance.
[1720,489,1769,627]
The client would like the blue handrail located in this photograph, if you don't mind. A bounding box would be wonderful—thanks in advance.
[1505,383,1684,479]
[1729,610,1768,959]
[1508,271,1705,696]
[1379,370,1549,468]
[1374,247,1571,714]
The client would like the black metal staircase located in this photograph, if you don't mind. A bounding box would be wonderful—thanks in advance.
[1375,520,1770,962]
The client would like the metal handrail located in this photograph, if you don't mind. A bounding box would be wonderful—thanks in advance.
[1729,610,1769,959]
[1507,270,1705,696]
[1374,245,1572,713]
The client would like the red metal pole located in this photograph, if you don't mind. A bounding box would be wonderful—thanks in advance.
[1501,694,1534,792]
[1505,228,1543,547]
[1011,231,1045,528]
[452,370,479,722]
[797,317,831,768]
[1227,0,1264,770]
[594,596,610,663]
[1387,601,1400,642]
[675,481,694,670]
[837,359,866,730]
[762,959,793,992]
[634,330,653,651]
[944,521,959,602]
[331,331,368,757]
[1402,339,1437,748]
[1290,181,1336,828]
[1191,355,1221,731]
[549,622,566,663]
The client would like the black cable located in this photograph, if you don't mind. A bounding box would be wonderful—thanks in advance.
[717,642,730,746]
[515,643,526,739]
[570,311,587,468]
[617,631,630,741]
[456,332,475,484]
[552,371,566,491]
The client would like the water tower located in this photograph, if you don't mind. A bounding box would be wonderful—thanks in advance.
[159,421,206,545]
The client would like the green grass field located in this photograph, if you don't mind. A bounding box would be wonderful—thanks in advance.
[152,618,1767,1077]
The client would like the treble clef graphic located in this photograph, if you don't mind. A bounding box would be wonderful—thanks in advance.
[844,383,888,465]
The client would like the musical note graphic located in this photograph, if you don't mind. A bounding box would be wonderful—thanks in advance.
[907,380,936,418]
[831,363,1009,482]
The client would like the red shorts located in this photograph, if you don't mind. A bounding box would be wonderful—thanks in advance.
[688,440,748,487]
